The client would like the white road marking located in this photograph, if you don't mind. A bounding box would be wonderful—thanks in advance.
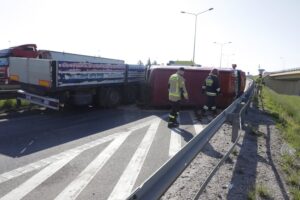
[107,119,161,200]
[168,114,182,157]
[0,117,158,184]
[20,147,27,154]
[55,132,130,200]
[0,132,120,184]
[28,140,34,146]
[169,129,182,157]
[189,112,206,135]
[0,152,80,200]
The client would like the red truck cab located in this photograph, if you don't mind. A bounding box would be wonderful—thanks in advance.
[0,44,38,86]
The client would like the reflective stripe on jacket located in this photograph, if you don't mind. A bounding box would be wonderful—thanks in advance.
[168,73,188,102]
[202,74,220,97]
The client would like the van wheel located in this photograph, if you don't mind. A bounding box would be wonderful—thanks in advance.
[104,88,121,108]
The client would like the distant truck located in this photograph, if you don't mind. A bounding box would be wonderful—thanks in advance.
[9,51,145,110]
[0,44,38,88]
[142,65,246,108]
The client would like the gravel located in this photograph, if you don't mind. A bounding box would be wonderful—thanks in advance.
[161,102,290,200]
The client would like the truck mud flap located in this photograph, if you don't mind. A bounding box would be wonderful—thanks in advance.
[17,90,60,110]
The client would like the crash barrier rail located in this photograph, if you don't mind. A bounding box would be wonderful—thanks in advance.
[127,80,255,200]
[192,82,254,199]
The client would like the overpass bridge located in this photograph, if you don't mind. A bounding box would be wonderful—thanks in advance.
[268,68,300,80]
[264,68,300,96]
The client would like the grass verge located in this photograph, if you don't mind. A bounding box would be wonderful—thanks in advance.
[260,86,300,200]
[0,99,30,111]
[247,184,273,200]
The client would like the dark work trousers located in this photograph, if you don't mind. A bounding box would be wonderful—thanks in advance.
[168,101,181,124]
[203,96,216,112]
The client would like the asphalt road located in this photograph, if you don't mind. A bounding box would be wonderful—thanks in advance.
[0,105,206,200]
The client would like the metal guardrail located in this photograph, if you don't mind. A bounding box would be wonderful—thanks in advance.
[127,80,255,200]
[193,82,254,199]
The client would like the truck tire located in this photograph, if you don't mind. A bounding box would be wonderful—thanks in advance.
[123,86,137,104]
[104,88,121,108]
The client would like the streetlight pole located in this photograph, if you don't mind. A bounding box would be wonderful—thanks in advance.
[181,8,213,65]
[214,41,232,68]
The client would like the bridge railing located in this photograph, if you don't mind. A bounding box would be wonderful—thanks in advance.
[269,67,300,74]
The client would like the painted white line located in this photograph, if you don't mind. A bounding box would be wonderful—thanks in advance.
[189,112,206,135]
[169,115,181,157]
[0,133,118,184]
[108,119,161,200]
[28,140,34,146]
[0,152,80,200]
[169,129,182,157]
[0,116,158,184]
[20,147,27,154]
[55,132,130,200]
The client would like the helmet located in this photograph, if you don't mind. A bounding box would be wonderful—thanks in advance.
[210,68,219,75]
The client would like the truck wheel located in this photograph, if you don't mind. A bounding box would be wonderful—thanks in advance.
[124,86,137,104]
[105,88,121,108]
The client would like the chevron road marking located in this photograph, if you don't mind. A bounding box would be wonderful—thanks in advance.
[0,152,80,200]
[189,112,206,135]
[168,115,182,157]
[1,114,186,199]
[0,116,158,185]
[54,132,130,200]
[107,119,161,200]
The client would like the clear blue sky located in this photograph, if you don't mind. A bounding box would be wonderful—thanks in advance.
[1,0,299,75]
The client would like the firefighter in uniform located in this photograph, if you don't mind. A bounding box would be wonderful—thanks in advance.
[232,64,241,98]
[201,68,221,116]
[168,67,188,128]
[256,73,263,96]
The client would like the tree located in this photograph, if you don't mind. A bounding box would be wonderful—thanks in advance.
[137,60,144,65]
[152,60,157,65]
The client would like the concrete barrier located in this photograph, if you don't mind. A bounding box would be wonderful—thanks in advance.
[264,76,300,96]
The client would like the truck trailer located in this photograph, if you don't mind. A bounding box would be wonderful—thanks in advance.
[38,50,124,64]
[9,54,145,110]
[0,44,38,88]
[142,65,246,108]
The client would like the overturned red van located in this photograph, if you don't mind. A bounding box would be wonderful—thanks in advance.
[144,65,245,108]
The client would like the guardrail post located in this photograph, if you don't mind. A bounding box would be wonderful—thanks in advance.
[228,113,240,143]
[239,102,246,126]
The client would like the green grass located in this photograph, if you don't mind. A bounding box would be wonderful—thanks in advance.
[260,86,300,200]
[0,99,29,111]
[261,87,300,154]
[247,187,256,200]
[247,184,273,200]
[232,148,239,156]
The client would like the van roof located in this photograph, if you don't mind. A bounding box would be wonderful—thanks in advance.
[149,65,234,72]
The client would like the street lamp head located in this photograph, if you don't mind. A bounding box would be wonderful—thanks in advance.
[181,11,186,13]
[209,8,214,11]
